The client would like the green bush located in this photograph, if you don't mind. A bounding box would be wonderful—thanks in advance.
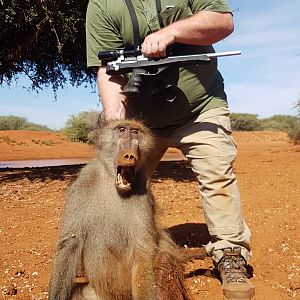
[0,115,52,131]
[230,113,262,131]
[261,115,298,131]
[63,110,99,142]
[287,100,300,144]
[0,115,27,130]
[24,122,53,131]
[287,122,300,144]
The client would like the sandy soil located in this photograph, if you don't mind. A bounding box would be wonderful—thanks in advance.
[0,130,95,161]
[0,130,299,299]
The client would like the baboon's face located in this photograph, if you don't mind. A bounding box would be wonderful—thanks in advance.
[110,121,151,194]
[94,119,154,194]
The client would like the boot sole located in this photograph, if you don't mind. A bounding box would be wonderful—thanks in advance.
[223,296,255,300]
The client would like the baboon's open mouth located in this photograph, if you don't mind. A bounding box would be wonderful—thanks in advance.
[116,166,135,192]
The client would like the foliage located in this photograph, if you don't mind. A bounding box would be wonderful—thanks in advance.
[230,113,262,131]
[260,114,300,145]
[0,0,95,94]
[62,110,99,142]
[0,115,52,131]
[230,110,300,144]
[287,98,300,144]
[287,121,300,144]
[260,115,299,131]
[0,115,27,130]
[24,122,53,131]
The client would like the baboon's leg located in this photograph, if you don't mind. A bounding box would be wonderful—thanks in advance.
[154,252,190,300]
[131,254,157,300]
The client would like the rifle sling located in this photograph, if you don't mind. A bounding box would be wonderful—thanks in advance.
[155,0,164,28]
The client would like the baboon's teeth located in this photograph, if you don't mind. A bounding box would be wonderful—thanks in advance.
[116,168,132,192]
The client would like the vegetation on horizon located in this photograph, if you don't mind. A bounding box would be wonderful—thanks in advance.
[0,115,52,131]
[62,110,300,144]
[230,101,300,144]
[1,103,299,144]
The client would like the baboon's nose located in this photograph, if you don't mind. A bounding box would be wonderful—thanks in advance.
[118,152,137,165]
[124,153,136,161]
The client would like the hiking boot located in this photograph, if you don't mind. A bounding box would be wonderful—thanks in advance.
[217,247,255,300]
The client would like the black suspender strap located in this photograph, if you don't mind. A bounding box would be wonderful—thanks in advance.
[124,0,165,53]
[124,0,141,54]
[155,0,162,12]
[155,0,164,28]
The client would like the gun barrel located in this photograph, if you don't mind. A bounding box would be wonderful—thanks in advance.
[206,50,241,58]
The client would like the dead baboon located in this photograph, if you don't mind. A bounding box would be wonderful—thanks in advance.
[48,119,191,300]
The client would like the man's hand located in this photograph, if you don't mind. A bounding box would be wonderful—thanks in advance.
[141,28,176,58]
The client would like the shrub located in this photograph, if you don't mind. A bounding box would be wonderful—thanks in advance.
[0,115,27,130]
[287,122,300,144]
[230,113,262,131]
[63,110,99,142]
[0,115,52,131]
[24,122,53,131]
[287,99,300,144]
[261,115,298,131]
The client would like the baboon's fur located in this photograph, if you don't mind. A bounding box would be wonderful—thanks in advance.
[48,119,190,300]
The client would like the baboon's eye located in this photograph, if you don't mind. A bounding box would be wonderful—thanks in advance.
[119,127,127,133]
[131,128,139,135]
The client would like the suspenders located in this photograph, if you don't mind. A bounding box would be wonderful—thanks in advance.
[123,0,141,52]
[155,0,164,28]
[123,0,163,53]
[155,0,162,12]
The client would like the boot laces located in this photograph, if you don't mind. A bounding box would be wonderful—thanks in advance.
[221,251,248,283]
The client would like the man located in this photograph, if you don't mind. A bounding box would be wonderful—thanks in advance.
[86,1,255,299]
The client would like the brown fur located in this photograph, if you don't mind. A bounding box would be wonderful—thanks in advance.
[48,119,191,300]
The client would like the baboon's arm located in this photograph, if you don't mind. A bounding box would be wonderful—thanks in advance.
[48,234,83,300]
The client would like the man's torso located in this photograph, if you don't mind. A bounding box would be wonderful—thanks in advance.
[86,0,231,130]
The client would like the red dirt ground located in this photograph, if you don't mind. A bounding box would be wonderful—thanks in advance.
[0,130,299,299]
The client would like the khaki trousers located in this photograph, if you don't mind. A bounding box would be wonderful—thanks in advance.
[152,107,251,263]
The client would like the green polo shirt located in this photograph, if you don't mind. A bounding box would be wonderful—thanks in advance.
[86,0,232,131]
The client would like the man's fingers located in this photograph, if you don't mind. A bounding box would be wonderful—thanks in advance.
[157,41,167,57]
[142,39,167,58]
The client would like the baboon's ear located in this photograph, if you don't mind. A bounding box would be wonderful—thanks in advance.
[97,112,106,128]
[87,129,98,145]
[87,112,106,145]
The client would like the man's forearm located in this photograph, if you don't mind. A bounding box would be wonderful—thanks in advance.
[169,11,233,45]
[97,67,128,121]
[142,11,234,57]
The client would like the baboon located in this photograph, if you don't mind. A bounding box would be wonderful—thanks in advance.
[48,119,191,300]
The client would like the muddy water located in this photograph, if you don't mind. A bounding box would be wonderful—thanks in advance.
[0,158,91,169]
